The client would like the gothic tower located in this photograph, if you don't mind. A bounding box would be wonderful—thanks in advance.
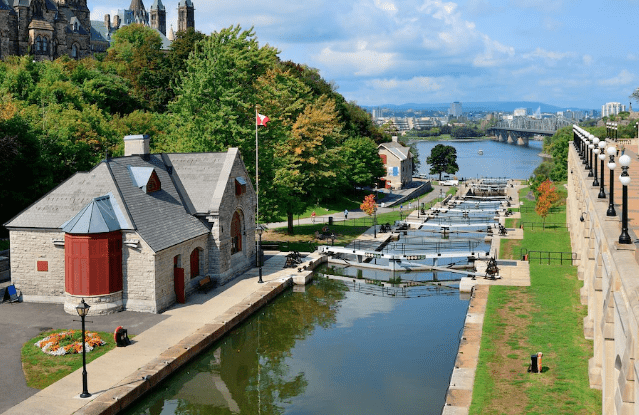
[177,0,194,32]
[150,0,166,35]
[128,0,149,25]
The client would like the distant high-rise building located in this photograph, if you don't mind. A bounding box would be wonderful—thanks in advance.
[513,108,528,117]
[602,102,626,117]
[449,102,462,117]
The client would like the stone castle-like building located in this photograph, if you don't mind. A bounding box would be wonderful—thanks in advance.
[0,0,195,61]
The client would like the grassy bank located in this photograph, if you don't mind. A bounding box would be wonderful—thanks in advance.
[470,185,601,414]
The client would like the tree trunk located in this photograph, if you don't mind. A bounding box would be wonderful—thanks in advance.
[287,211,295,235]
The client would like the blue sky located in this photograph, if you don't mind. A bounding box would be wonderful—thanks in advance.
[91,0,639,109]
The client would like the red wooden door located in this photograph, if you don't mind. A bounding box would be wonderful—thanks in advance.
[190,249,199,278]
[174,267,185,303]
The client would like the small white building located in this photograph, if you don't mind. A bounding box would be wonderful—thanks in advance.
[378,137,413,190]
[4,135,256,314]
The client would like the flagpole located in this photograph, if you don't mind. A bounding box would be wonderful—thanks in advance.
[256,108,263,283]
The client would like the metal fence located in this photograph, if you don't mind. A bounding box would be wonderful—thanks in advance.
[520,249,578,265]
[520,221,568,230]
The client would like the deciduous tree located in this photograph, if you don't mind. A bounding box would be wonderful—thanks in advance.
[426,144,459,180]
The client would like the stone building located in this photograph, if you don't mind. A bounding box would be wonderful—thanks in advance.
[0,0,195,60]
[4,135,256,315]
[378,137,413,190]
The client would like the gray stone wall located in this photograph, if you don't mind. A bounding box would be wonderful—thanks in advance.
[567,140,638,414]
[154,234,209,313]
[9,229,66,303]
[121,232,157,313]
[207,155,256,285]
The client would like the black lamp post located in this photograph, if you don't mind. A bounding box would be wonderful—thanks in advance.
[76,299,91,398]
[592,137,600,186]
[598,140,606,198]
[374,204,378,238]
[607,146,617,216]
[586,137,595,177]
[256,225,264,283]
[582,137,589,166]
[618,154,632,244]
[614,124,618,142]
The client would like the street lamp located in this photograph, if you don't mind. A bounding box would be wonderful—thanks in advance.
[583,137,589,166]
[256,225,264,283]
[598,140,606,198]
[75,299,91,398]
[607,146,617,216]
[592,137,600,186]
[588,139,595,176]
[618,154,632,244]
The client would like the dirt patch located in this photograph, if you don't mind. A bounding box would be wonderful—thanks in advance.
[483,289,537,414]
[500,239,523,260]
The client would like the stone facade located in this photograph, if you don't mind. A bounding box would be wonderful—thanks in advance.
[0,0,92,61]
[9,229,66,303]
[379,138,413,190]
[568,134,638,414]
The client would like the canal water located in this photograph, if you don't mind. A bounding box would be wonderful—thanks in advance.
[412,139,544,180]
[124,143,540,415]
[123,278,469,415]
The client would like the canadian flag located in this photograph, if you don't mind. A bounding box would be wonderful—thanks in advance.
[256,113,270,126]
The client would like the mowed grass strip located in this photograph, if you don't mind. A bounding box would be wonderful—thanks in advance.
[21,329,117,390]
[470,185,601,414]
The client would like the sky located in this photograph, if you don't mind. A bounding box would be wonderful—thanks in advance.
[90,0,639,110]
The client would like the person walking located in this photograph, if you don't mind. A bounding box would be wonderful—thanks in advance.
[311,211,316,223]
[344,209,348,220]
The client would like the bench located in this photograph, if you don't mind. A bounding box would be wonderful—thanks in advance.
[197,276,216,293]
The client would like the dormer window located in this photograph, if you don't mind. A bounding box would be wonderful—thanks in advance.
[128,166,161,194]
[235,177,247,196]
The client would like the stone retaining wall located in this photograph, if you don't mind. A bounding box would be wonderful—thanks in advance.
[568,143,638,414]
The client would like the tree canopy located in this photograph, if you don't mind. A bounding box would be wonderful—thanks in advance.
[426,144,459,180]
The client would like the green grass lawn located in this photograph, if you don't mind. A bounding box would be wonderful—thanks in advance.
[471,185,600,414]
[21,329,117,389]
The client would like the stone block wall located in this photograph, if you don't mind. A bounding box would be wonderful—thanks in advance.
[121,232,157,313]
[568,139,639,414]
[208,155,256,286]
[9,229,66,303]
[154,234,208,313]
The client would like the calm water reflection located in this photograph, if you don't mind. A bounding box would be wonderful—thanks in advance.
[124,278,468,415]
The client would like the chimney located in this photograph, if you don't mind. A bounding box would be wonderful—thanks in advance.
[124,135,150,159]
[113,14,121,29]
[392,135,398,142]
[104,14,111,32]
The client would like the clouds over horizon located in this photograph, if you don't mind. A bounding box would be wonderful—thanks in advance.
[92,0,638,108]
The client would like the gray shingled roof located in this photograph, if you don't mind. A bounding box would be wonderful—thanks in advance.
[165,151,234,215]
[4,163,133,230]
[90,20,110,42]
[107,155,209,252]
[379,141,411,161]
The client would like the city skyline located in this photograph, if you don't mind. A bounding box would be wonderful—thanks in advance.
[90,0,638,109]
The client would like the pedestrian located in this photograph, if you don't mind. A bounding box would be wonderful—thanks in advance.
[311,211,316,224]
[621,143,626,156]
[344,209,348,219]
[616,143,620,157]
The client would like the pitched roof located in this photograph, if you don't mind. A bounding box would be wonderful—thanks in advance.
[378,141,411,161]
[129,0,146,13]
[4,163,132,230]
[106,155,209,252]
[164,150,240,215]
[177,0,193,7]
[90,20,110,42]
[62,193,130,234]
[150,0,164,10]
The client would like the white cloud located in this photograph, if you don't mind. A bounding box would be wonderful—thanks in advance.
[314,46,396,76]
[374,0,398,12]
[599,69,635,86]
[522,47,574,62]
[367,76,443,91]
[583,55,593,66]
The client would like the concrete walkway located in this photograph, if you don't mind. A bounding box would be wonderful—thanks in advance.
[1,253,317,415]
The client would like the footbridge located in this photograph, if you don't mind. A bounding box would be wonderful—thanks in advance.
[488,116,572,146]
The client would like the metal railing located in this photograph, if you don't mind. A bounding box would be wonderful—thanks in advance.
[519,221,568,230]
[520,249,578,265]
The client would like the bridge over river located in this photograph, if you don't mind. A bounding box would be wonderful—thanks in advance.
[487,116,572,146]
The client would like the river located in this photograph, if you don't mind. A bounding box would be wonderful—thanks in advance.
[411,139,544,180]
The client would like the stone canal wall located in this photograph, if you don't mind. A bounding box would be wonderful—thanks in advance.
[567,143,639,414]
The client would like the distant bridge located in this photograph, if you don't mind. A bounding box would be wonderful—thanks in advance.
[487,116,572,146]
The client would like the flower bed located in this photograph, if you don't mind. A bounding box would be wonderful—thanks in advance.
[34,330,106,356]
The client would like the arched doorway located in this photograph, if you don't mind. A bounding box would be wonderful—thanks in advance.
[231,211,243,254]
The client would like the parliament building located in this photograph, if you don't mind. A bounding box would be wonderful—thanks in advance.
[0,0,195,61]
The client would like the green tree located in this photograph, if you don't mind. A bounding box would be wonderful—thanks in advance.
[426,144,459,180]
[341,137,386,189]
[168,25,279,156]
